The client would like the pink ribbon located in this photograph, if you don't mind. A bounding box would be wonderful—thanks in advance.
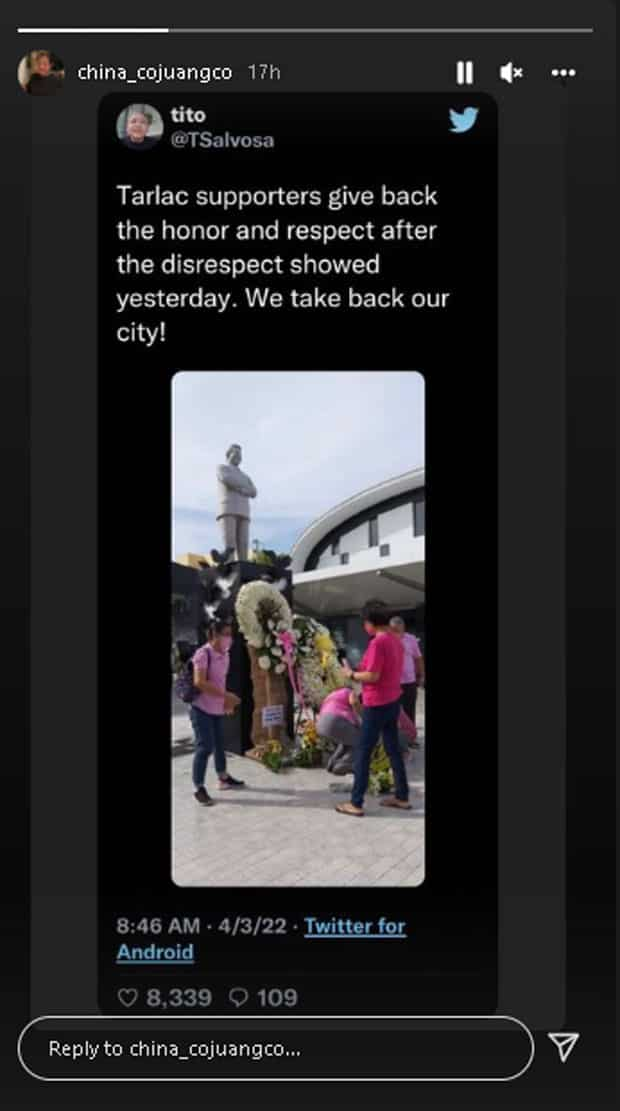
[277,630,304,704]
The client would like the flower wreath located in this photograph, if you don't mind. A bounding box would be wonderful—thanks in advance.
[292,615,344,709]
[235,580,294,674]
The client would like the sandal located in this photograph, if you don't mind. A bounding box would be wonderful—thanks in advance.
[379,796,412,810]
[335,802,364,817]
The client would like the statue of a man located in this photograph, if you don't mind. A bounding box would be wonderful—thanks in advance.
[216,444,257,561]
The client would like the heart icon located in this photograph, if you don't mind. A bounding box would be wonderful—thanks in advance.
[117,988,138,1009]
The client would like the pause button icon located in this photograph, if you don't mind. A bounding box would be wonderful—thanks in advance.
[456,60,474,85]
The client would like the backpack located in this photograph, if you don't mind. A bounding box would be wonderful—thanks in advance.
[175,657,200,704]
[174,644,213,704]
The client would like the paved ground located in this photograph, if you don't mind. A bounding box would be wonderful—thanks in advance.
[172,694,425,888]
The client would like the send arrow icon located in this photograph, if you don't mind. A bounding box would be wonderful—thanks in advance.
[548,1032,580,1062]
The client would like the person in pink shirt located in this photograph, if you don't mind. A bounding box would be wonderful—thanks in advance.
[318,686,416,775]
[317,687,362,771]
[389,615,425,727]
[190,619,244,806]
[336,600,412,817]
[319,686,361,725]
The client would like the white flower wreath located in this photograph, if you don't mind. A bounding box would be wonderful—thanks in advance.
[291,614,344,709]
[235,582,294,673]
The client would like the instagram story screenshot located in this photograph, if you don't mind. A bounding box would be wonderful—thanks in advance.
[0,1,616,1106]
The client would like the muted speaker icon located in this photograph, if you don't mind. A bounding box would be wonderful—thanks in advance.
[499,61,525,83]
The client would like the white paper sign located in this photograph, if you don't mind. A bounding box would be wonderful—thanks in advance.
[262,704,284,727]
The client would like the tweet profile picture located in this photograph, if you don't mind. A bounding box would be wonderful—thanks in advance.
[17,50,65,95]
[116,104,164,150]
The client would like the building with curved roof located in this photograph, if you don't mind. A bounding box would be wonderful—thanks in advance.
[291,468,425,665]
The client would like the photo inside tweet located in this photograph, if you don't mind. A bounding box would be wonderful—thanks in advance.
[171,370,426,887]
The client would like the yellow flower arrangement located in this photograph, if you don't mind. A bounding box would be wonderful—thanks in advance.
[314,629,334,669]
[293,717,323,767]
[262,737,283,773]
[300,719,318,749]
[368,743,394,795]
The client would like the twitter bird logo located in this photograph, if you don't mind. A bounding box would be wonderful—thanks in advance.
[449,106,479,133]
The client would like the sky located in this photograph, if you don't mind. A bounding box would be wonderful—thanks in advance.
[172,370,424,558]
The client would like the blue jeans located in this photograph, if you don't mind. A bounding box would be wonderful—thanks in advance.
[190,706,226,788]
[351,699,409,809]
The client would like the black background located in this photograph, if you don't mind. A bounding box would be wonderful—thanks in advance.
[97,93,498,1014]
[0,1,615,1106]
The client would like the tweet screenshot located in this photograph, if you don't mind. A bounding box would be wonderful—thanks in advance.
[2,2,616,1104]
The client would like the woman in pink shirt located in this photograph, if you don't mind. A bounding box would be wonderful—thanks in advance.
[190,619,243,806]
[318,686,416,776]
[317,687,362,771]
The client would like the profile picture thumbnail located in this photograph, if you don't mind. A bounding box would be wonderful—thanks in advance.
[116,104,164,150]
[17,50,65,96]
